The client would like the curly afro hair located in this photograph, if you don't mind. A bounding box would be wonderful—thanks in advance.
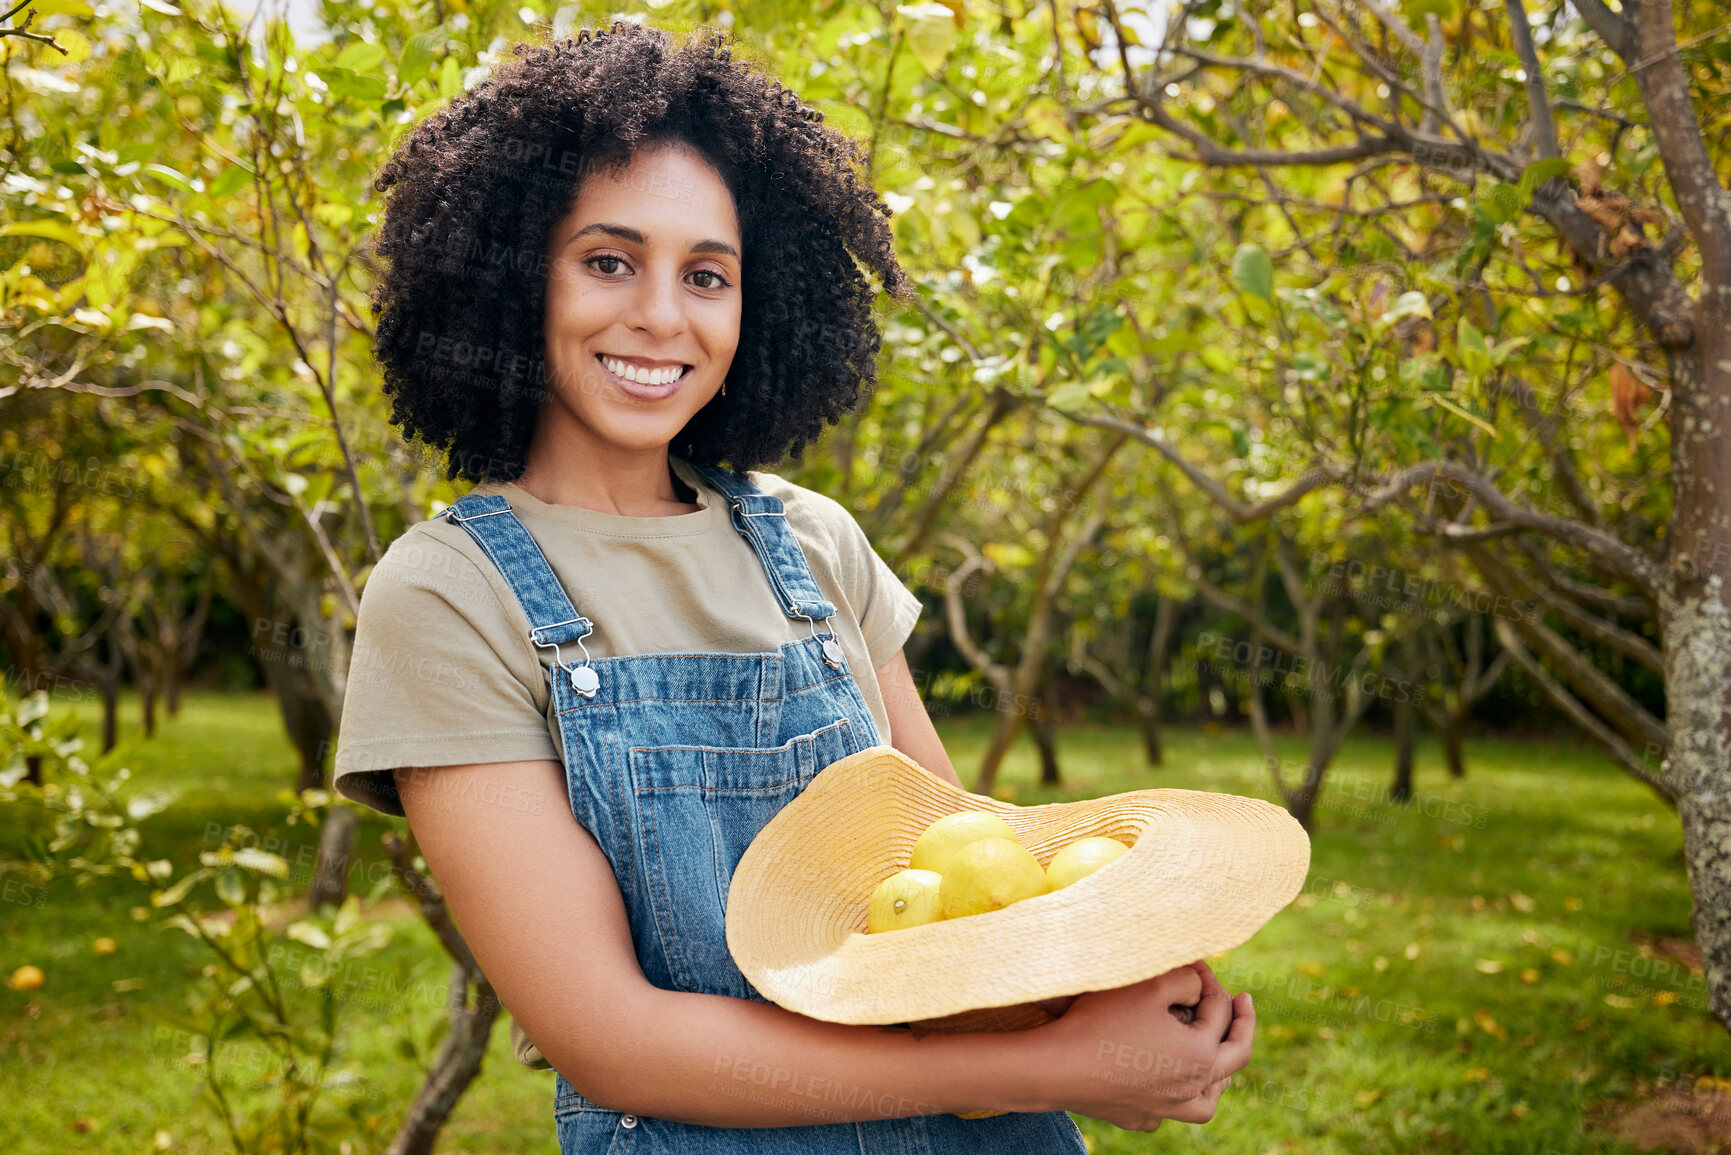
[367,21,914,484]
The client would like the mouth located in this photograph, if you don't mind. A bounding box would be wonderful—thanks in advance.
[596,353,693,399]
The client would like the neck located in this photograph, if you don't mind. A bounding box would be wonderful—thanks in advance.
[515,419,694,516]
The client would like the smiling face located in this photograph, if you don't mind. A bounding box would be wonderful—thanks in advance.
[536,142,742,462]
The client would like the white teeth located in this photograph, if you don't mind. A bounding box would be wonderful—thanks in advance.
[602,356,685,387]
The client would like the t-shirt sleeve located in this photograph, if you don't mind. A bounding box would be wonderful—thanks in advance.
[818,497,923,673]
[332,531,559,818]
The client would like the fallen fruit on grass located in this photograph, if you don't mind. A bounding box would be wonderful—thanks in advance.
[1045,836,1130,890]
[8,964,45,991]
[867,869,945,933]
[940,837,1051,918]
[909,810,1017,875]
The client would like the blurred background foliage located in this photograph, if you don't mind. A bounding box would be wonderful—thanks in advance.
[4,0,1731,1149]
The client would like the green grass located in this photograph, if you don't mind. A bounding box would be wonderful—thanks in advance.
[2,693,1726,1153]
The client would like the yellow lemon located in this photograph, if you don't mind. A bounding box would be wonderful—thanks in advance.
[1045,836,1130,889]
[8,964,45,991]
[939,837,1050,918]
[867,869,945,933]
[909,810,1016,875]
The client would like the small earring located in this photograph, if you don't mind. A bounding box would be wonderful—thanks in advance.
[721,379,726,397]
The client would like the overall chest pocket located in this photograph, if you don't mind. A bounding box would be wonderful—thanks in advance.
[629,716,859,999]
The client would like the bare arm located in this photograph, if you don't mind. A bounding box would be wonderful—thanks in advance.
[393,757,1052,1127]
[875,648,963,788]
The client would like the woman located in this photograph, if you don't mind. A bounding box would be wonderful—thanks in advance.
[334,22,1253,1153]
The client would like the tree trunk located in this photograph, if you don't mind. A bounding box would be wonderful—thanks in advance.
[1390,691,1415,803]
[227,561,340,794]
[383,834,504,1155]
[1442,716,1466,779]
[972,708,1026,795]
[1032,660,1061,788]
[100,678,119,754]
[386,967,503,1155]
[1390,632,1419,801]
[1659,339,1731,1028]
[309,806,358,910]
[1139,594,1178,766]
[255,646,335,793]
[1136,704,1163,768]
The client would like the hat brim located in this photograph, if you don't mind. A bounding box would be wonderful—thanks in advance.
[727,745,1311,1025]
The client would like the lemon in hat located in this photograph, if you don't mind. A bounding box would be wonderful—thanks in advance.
[1045,836,1130,890]
[908,809,1016,875]
[939,836,1051,918]
[867,869,944,933]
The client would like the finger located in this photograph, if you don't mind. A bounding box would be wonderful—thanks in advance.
[1157,965,1204,1008]
[1190,976,1235,1047]
[1214,992,1256,1072]
[1191,959,1227,999]
[1161,1086,1225,1126]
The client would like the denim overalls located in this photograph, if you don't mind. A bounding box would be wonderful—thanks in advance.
[441,463,1088,1155]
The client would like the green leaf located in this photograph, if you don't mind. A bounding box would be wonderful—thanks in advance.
[140,164,193,193]
[1380,291,1432,326]
[1047,382,1093,412]
[323,67,387,102]
[398,29,446,85]
[214,867,246,907]
[335,41,387,73]
[287,921,332,950]
[1429,394,1500,438]
[125,787,178,821]
[1199,346,1235,374]
[1457,318,1492,377]
[206,164,253,199]
[897,3,958,73]
[0,220,82,247]
[1480,182,1525,224]
[1231,243,1274,302]
[232,847,289,878]
[152,868,211,908]
[1517,157,1573,197]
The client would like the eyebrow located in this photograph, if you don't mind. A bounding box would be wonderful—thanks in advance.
[568,222,740,259]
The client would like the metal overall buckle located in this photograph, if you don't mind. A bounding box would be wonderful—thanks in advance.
[532,620,600,697]
[791,604,844,668]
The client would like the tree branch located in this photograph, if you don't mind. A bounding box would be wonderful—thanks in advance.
[1631,0,1731,279]
[1573,0,1636,60]
[1491,618,1674,804]
[1065,408,1342,524]
[1358,460,1663,596]
[1466,542,1664,676]
[1504,0,1560,158]
[938,535,1010,693]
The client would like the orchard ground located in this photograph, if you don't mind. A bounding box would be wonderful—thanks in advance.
[2,690,1728,1153]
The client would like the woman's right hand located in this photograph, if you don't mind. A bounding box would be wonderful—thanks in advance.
[1028,960,1255,1132]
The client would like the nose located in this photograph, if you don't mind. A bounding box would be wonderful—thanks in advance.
[622,260,686,341]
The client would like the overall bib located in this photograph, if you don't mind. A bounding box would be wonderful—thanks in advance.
[442,464,1088,1155]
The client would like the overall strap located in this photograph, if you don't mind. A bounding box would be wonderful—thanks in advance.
[683,462,837,625]
[434,492,601,695]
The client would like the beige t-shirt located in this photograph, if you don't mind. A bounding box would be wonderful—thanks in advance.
[331,457,923,1069]
[334,456,923,810]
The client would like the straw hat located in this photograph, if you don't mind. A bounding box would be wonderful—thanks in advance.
[727,744,1311,1032]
